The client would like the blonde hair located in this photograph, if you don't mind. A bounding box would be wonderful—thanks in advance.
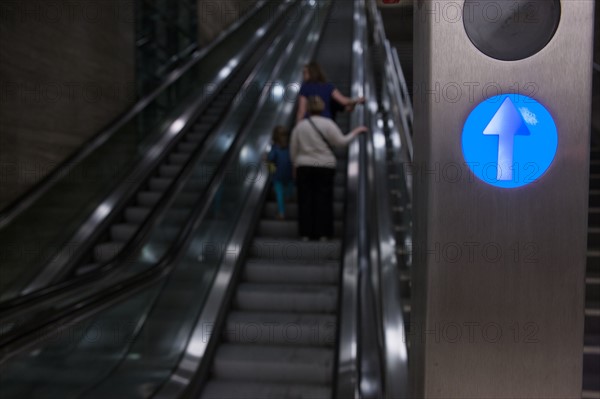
[307,96,325,115]
[272,125,289,148]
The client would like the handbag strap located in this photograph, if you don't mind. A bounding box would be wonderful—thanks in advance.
[307,117,336,156]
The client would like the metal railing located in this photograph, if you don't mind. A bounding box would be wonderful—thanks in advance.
[336,0,369,397]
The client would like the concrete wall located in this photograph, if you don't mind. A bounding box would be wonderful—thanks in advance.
[198,0,257,46]
[0,0,136,211]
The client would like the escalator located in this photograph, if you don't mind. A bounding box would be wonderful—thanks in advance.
[0,0,310,346]
[0,1,354,397]
[0,1,297,301]
[199,167,345,398]
[0,1,416,398]
[198,1,355,397]
[585,145,600,398]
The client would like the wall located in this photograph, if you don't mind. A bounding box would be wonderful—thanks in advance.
[0,0,136,211]
[197,0,257,46]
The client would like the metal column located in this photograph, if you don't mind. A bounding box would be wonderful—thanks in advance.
[411,1,595,397]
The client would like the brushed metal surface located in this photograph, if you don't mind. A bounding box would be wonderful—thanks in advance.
[411,1,594,397]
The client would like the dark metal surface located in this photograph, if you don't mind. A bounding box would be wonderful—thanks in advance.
[463,0,561,61]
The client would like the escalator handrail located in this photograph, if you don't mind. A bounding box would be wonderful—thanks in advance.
[0,3,302,355]
[369,0,413,165]
[363,12,411,398]
[2,0,297,313]
[0,1,270,229]
[336,0,371,398]
[361,1,412,396]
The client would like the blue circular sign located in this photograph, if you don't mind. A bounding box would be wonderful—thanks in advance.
[462,94,558,189]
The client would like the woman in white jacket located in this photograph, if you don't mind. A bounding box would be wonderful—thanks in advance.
[290,96,367,240]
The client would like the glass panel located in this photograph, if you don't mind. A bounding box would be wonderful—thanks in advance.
[0,283,163,399]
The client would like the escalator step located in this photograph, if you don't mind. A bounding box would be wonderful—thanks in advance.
[169,153,190,165]
[249,239,341,262]
[137,191,161,207]
[243,259,339,284]
[93,242,124,263]
[110,223,138,242]
[234,283,338,313]
[587,274,600,302]
[201,381,331,399]
[178,142,197,154]
[185,133,206,143]
[223,311,336,347]
[159,165,182,179]
[585,304,599,335]
[263,202,344,220]
[149,177,172,191]
[257,220,342,239]
[125,207,151,223]
[211,344,334,384]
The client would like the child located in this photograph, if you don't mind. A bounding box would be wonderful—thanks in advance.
[267,126,294,220]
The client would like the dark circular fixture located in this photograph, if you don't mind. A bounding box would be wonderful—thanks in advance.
[463,0,561,61]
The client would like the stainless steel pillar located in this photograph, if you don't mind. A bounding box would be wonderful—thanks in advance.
[411,1,595,397]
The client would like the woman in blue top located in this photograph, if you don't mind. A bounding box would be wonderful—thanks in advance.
[295,61,365,124]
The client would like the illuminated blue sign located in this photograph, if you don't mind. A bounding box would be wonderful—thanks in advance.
[462,94,558,188]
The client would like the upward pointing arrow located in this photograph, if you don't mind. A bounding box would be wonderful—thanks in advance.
[483,97,531,181]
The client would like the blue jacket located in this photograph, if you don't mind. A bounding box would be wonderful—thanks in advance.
[267,144,293,183]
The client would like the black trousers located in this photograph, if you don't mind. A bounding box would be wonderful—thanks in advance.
[296,166,336,239]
